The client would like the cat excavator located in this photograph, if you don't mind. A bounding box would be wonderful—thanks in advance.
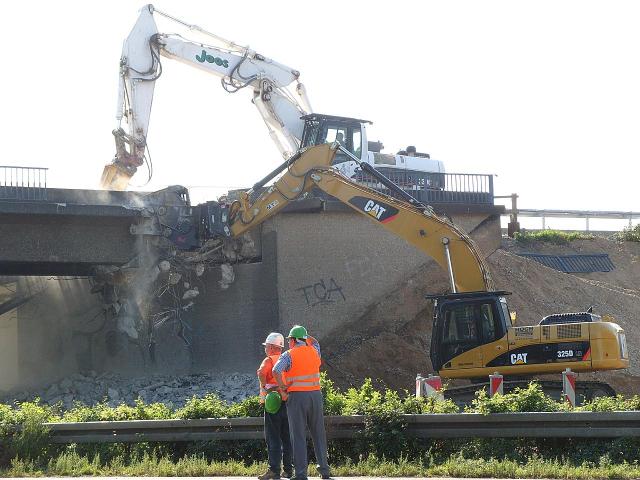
[191,141,628,402]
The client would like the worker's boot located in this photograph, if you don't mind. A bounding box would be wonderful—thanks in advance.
[281,469,293,478]
[257,469,280,480]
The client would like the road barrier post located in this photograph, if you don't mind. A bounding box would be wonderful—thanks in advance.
[415,374,424,397]
[415,374,443,399]
[489,372,503,396]
[424,374,444,400]
[562,368,577,407]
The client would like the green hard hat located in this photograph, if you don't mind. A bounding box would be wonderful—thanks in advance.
[288,325,308,339]
[264,391,282,414]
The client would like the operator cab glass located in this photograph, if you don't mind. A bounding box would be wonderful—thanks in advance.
[429,292,512,371]
[300,114,370,164]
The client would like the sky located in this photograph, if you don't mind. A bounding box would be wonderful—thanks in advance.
[0,1,638,231]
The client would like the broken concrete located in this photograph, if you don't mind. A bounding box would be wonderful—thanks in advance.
[1,371,256,409]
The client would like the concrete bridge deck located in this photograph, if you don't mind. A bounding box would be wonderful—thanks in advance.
[0,187,190,275]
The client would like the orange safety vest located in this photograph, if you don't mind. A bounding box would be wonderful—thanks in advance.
[259,354,282,400]
[286,343,321,392]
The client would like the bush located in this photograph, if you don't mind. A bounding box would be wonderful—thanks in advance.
[1,400,58,464]
[514,229,593,245]
[175,393,229,420]
[321,373,346,415]
[3,379,640,471]
[615,224,640,242]
[468,383,568,414]
[578,394,640,412]
[226,396,263,418]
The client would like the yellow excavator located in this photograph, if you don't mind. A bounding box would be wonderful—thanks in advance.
[195,142,628,401]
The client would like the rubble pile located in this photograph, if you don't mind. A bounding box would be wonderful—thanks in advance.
[1,372,257,409]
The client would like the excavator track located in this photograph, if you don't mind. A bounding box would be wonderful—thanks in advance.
[444,379,616,407]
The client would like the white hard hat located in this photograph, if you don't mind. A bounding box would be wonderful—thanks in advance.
[262,332,285,348]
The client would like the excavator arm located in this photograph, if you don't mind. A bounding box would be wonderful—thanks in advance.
[222,143,492,293]
[197,143,627,393]
[101,4,311,190]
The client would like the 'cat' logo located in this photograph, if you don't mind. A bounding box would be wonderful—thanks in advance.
[348,196,399,223]
[510,353,528,365]
[364,200,387,219]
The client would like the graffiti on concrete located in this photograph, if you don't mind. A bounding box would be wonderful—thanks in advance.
[296,278,346,307]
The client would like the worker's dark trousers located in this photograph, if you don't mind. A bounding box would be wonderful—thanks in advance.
[264,401,293,474]
[286,390,330,479]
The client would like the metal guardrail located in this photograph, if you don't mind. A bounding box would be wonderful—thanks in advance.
[497,194,638,234]
[0,166,48,201]
[356,169,494,205]
[507,208,639,230]
[511,208,640,221]
[41,412,640,444]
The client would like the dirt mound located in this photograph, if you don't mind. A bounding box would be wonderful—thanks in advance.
[324,238,640,395]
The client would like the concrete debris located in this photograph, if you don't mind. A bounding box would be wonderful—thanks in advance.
[117,315,139,339]
[195,264,205,277]
[239,236,256,259]
[182,301,194,311]
[182,287,199,300]
[218,263,235,290]
[1,372,257,409]
[107,387,120,400]
[168,272,182,285]
[222,243,238,263]
[147,265,160,283]
[158,260,171,272]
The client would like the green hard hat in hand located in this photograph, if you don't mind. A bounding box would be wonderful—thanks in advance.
[288,325,308,339]
[264,391,282,414]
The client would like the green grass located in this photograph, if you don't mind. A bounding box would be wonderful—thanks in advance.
[514,229,594,245]
[3,452,640,478]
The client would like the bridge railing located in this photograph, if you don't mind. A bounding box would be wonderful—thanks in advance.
[0,166,48,201]
[354,168,494,205]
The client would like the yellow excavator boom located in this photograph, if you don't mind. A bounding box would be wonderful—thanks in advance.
[228,143,493,293]
[197,142,628,399]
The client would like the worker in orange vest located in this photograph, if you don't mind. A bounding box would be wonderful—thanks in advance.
[257,332,293,480]
[273,325,331,480]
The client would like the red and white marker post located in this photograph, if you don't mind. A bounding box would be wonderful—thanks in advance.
[562,368,577,407]
[489,372,504,396]
[415,374,423,397]
[424,374,444,400]
[415,374,443,400]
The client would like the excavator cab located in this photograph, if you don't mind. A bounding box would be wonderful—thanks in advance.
[429,290,629,382]
[300,114,370,164]
[429,291,512,373]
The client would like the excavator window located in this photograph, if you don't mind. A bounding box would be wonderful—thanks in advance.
[324,125,359,161]
[352,130,362,157]
[480,304,498,343]
[326,128,348,147]
[439,300,504,364]
[301,116,362,162]
[442,304,479,359]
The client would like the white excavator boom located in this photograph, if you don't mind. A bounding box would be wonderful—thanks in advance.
[102,4,310,189]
